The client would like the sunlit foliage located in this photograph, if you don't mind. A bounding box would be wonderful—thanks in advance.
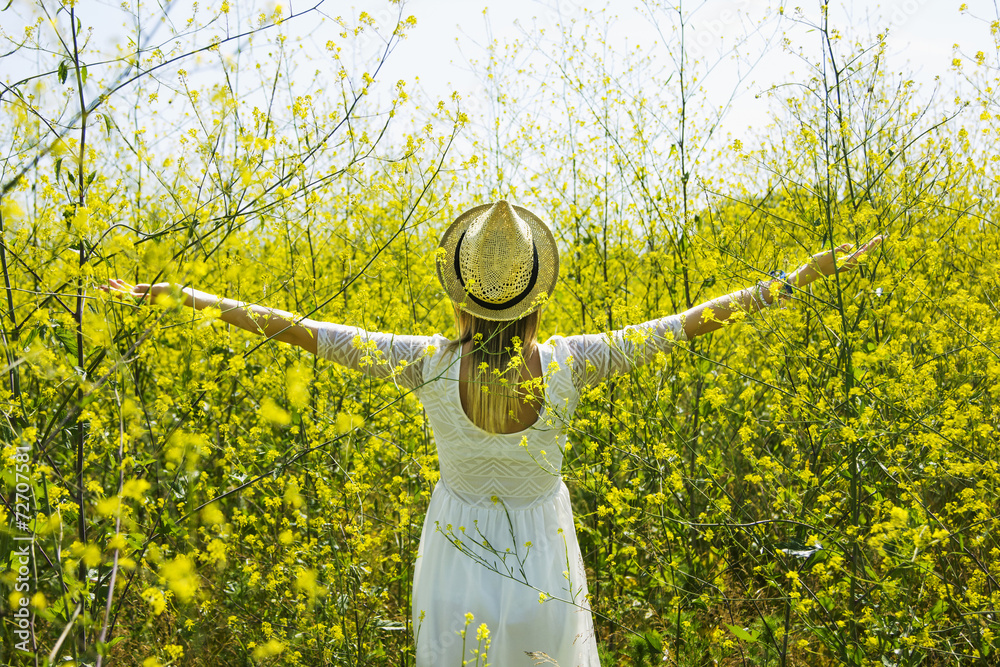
[1,1,998,665]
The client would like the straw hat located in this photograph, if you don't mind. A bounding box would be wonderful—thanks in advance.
[436,201,559,321]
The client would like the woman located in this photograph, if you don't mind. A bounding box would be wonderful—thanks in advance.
[105,201,883,666]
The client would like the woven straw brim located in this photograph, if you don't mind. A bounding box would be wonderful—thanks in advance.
[437,203,559,322]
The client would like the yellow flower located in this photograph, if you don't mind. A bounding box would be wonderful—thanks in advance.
[336,413,363,434]
[201,503,225,525]
[95,496,121,517]
[160,554,198,603]
[260,397,291,426]
[142,587,167,616]
[122,479,151,500]
[252,639,284,659]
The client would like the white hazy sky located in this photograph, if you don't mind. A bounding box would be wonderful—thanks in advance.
[3,0,997,141]
[364,0,998,135]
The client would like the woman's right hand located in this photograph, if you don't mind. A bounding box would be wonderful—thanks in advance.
[101,278,176,303]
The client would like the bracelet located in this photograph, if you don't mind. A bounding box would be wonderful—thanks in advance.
[752,281,769,309]
[754,271,794,310]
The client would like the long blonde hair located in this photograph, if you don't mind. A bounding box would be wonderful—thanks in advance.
[445,308,541,433]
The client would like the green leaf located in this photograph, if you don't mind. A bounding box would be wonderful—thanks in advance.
[55,156,63,181]
[727,624,759,643]
[642,630,663,654]
[52,324,79,361]
[21,325,41,351]
[81,65,88,85]
[776,540,823,560]
[58,60,69,84]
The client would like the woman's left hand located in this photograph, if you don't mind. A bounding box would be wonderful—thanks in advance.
[100,278,175,302]
[797,234,886,284]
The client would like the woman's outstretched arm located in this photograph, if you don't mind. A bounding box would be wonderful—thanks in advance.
[681,235,885,340]
[102,279,434,389]
[552,235,885,391]
[102,279,321,353]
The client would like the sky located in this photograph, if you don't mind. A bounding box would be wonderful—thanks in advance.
[347,0,998,137]
[2,0,998,147]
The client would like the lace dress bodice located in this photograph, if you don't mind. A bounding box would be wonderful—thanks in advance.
[316,316,687,506]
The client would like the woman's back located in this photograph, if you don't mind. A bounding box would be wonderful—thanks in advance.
[415,335,567,511]
[457,339,544,434]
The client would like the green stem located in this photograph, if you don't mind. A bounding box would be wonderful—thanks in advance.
[69,5,91,656]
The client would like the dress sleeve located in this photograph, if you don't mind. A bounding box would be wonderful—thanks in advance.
[313,321,434,391]
[561,313,687,391]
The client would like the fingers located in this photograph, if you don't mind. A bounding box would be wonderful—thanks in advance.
[102,278,152,301]
[837,234,886,272]
[852,236,883,258]
[102,278,127,293]
[107,279,135,294]
[807,234,888,276]
[840,233,886,255]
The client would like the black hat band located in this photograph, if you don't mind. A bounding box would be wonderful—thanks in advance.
[454,230,540,311]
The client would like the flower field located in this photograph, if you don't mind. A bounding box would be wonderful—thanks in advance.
[1,1,999,665]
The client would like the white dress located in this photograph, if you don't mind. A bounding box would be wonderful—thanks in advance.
[316,314,687,667]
